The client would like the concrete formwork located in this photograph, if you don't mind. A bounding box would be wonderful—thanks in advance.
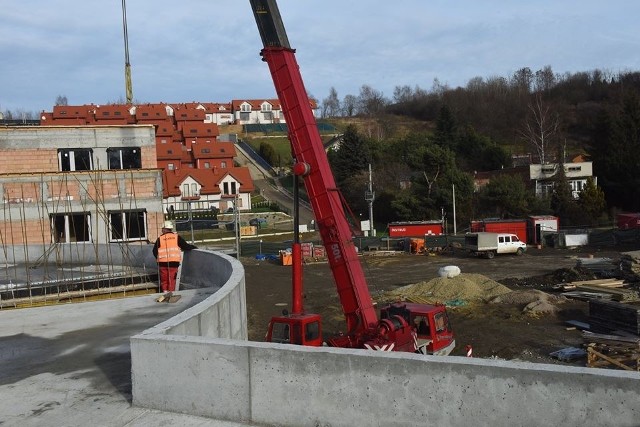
[131,250,640,427]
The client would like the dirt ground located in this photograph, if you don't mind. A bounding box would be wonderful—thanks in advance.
[242,244,633,365]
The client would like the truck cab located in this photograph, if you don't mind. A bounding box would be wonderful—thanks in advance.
[266,312,323,346]
[379,302,455,356]
[495,233,526,255]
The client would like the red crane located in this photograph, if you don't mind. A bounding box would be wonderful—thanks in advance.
[251,0,455,355]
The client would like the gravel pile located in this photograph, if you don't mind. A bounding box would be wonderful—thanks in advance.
[379,273,567,316]
[380,273,512,304]
[489,289,568,315]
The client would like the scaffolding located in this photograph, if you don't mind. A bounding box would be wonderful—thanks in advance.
[0,168,164,309]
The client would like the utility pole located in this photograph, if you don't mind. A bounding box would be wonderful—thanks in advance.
[364,164,376,236]
[234,194,241,259]
[121,0,133,104]
[452,183,457,235]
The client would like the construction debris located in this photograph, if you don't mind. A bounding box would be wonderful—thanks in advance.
[555,278,640,302]
[549,347,587,362]
[583,331,640,371]
[156,292,182,303]
[620,250,640,282]
[576,257,618,276]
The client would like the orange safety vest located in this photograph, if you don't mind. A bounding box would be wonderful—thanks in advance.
[157,232,182,263]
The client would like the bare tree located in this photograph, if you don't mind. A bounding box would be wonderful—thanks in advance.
[356,84,387,116]
[321,87,340,118]
[342,94,357,117]
[55,95,68,106]
[520,94,560,164]
[534,66,556,92]
[422,167,440,198]
[511,67,534,94]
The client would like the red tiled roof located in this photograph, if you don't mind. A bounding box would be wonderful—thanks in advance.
[94,105,135,122]
[192,142,236,159]
[135,104,173,121]
[231,99,282,110]
[156,143,184,161]
[180,122,220,138]
[162,167,254,198]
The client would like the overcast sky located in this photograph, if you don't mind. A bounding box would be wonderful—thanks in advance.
[1,0,639,114]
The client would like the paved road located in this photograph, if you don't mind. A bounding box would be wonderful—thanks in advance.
[235,144,315,227]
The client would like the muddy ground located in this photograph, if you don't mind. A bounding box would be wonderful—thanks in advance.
[242,244,633,365]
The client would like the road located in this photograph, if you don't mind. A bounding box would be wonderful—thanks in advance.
[235,142,315,226]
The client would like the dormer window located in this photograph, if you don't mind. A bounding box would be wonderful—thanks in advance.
[261,103,273,112]
[241,103,251,112]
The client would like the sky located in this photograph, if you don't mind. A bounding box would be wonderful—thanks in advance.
[1,0,639,114]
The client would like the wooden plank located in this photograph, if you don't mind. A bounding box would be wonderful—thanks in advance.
[576,284,634,295]
[583,331,640,344]
[570,278,625,287]
[587,346,635,371]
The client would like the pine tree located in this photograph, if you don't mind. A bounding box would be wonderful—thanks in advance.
[578,177,606,225]
[328,125,370,187]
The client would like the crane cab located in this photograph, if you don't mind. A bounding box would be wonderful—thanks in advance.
[380,302,455,356]
[266,312,323,346]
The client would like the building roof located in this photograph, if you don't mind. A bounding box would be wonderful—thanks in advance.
[162,166,254,198]
[191,142,236,159]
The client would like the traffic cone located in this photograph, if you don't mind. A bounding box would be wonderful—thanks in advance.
[465,345,473,357]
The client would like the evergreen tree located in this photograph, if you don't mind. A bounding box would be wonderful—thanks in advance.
[258,142,277,166]
[578,177,607,225]
[328,125,371,187]
[477,174,529,218]
[593,94,640,210]
[432,105,457,149]
[550,164,586,226]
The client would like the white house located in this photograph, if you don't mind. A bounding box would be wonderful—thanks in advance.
[530,161,595,199]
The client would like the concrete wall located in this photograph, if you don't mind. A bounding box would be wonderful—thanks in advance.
[0,243,157,268]
[133,339,640,427]
[131,250,640,427]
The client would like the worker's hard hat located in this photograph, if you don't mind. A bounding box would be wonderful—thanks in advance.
[162,220,174,230]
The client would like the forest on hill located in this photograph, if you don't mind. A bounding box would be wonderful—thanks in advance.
[310,67,640,230]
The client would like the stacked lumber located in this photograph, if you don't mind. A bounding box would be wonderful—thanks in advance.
[576,257,618,275]
[589,299,640,335]
[583,331,640,371]
[558,278,639,302]
[620,251,640,282]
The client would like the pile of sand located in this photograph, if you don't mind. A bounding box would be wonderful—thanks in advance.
[378,274,567,316]
[489,289,567,315]
[379,273,512,304]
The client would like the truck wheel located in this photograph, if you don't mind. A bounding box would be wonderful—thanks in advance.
[516,247,524,256]
[486,251,495,259]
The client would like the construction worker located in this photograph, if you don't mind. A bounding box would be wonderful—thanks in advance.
[152,221,197,293]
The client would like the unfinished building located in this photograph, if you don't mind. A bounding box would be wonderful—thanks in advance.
[0,125,165,307]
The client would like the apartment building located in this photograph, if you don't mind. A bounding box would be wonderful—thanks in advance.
[41,102,256,212]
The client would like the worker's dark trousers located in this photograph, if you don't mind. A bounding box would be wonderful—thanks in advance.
[158,264,179,292]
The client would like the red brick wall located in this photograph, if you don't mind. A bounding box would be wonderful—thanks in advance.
[0,149,58,173]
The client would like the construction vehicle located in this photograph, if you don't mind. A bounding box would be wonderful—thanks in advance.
[251,0,455,356]
[464,232,527,259]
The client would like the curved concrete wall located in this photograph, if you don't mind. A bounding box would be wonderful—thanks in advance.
[131,250,640,427]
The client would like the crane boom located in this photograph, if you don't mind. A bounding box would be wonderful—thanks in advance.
[252,0,455,355]
[250,0,378,334]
